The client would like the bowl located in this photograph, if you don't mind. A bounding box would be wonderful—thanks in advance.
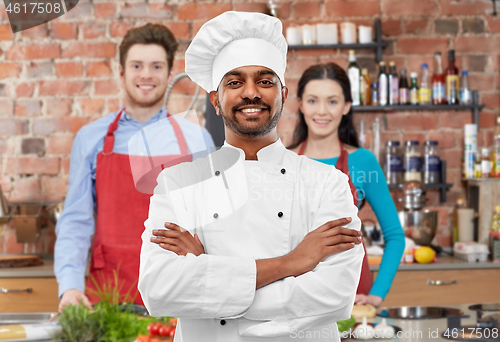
[398,210,438,246]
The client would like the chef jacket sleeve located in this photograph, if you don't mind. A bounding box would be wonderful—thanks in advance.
[238,169,364,337]
[54,128,97,298]
[138,168,257,319]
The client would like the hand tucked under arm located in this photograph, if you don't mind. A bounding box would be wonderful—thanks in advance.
[151,222,205,256]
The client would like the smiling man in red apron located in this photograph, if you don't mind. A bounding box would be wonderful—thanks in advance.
[54,23,215,312]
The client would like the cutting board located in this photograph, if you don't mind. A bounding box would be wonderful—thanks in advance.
[0,255,43,268]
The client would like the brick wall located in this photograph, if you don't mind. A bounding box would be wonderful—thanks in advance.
[0,0,498,253]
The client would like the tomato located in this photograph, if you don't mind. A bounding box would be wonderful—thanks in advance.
[136,335,151,342]
[159,325,174,337]
[169,318,177,327]
[147,323,161,336]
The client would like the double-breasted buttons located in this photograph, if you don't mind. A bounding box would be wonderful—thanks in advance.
[278,212,283,218]
[215,170,220,176]
[220,319,226,326]
[281,168,286,174]
[213,213,219,219]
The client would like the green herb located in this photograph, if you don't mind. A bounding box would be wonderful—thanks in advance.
[337,315,356,332]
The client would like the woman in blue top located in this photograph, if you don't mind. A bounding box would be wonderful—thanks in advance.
[289,63,405,308]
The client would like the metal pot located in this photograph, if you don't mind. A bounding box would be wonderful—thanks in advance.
[397,181,428,210]
[398,210,438,246]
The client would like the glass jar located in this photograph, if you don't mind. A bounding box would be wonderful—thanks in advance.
[404,141,422,182]
[423,140,440,184]
[481,147,491,178]
[384,141,403,185]
[370,83,379,106]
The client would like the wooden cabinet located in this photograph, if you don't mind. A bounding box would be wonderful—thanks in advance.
[377,269,500,307]
[0,277,59,312]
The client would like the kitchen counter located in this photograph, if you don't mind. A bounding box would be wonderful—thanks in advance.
[0,255,89,278]
[344,302,498,342]
[369,255,500,271]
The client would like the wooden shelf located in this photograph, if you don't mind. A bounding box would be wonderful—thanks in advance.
[353,104,484,112]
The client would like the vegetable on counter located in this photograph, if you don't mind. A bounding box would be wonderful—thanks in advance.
[336,315,356,333]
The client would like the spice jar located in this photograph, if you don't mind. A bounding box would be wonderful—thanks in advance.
[423,141,440,184]
[404,141,422,182]
[481,147,491,178]
[384,141,403,185]
[370,83,379,106]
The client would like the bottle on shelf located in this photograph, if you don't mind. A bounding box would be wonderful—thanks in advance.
[445,49,460,105]
[404,140,422,182]
[493,116,500,177]
[432,52,447,105]
[348,50,361,106]
[474,152,482,178]
[419,63,431,105]
[384,141,403,185]
[423,141,440,184]
[360,68,371,106]
[399,69,410,105]
[464,124,477,179]
[459,70,472,105]
[452,198,465,243]
[389,61,399,105]
[378,61,389,106]
[370,83,379,106]
[481,147,491,178]
[410,72,419,105]
[492,206,500,232]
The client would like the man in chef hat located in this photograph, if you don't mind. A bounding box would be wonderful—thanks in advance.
[139,11,364,342]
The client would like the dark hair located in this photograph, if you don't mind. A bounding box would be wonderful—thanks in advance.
[288,63,359,150]
[119,23,178,72]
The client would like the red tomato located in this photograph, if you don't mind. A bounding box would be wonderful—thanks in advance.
[159,325,174,337]
[147,323,161,336]
[136,335,151,342]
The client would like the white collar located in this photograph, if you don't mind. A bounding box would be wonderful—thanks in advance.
[222,138,286,164]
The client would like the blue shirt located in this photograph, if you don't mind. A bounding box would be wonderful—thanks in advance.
[54,107,215,298]
[313,148,405,300]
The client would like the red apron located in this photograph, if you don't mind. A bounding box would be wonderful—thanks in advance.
[86,108,192,305]
[298,139,372,295]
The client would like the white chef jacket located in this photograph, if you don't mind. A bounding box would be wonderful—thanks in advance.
[139,138,364,342]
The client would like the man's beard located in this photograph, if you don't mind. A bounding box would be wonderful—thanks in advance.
[126,84,164,108]
[218,98,283,138]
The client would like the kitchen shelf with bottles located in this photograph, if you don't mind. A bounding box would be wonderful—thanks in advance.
[287,19,388,62]
[387,160,453,202]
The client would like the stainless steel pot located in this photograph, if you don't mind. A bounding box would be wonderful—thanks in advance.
[398,210,438,246]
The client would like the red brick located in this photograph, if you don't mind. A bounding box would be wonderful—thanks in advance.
[39,80,91,96]
[171,59,185,75]
[6,44,61,60]
[381,0,435,16]
[405,19,430,34]
[277,115,299,146]
[5,157,60,175]
[468,74,495,91]
[50,22,78,40]
[0,99,14,116]
[15,82,35,98]
[170,77,198,95]
[94,3,118,19]
[397,38,448,55]
[440,149,462,168]
[293,2,321,18]
[0,175,12,192]
[15,100,42,117]
[80,21,106,39]
[428,130,456,149]
[478,111,496,130]
[47,135,74,154]
[482,93,500,110]
[121,3,148,18]
[286,58,318,78]
[382,19,402,36]
[33,117,88,136]
[42,176,68,201]
[386,112,438,131]
[438,111,473,128]
[44,98,73,117]
[163,22,190,40]
[407,55,435,73]
[62,157,70,175]
[177,3,232,20]
[234,2,269,13]
[62,42,116,58]
[79,98,105,116]
[455,36,500,53]
[441,0,491,15]
[55,62,83,78]
[26,61,53,78]
[107,98,125,113]
[86,61,112,77]
[95,79,120,96]
[488,17,500,33]
[325,0,380,17]
[21,25,48,39]
[0,119,27,135]
[0,63,21,79]
[3,227,25,253]
[0,24,14,40]
[110,21,133,38]
[149,4,174,19]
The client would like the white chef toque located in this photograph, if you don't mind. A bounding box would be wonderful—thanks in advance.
[185,11,287,93]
